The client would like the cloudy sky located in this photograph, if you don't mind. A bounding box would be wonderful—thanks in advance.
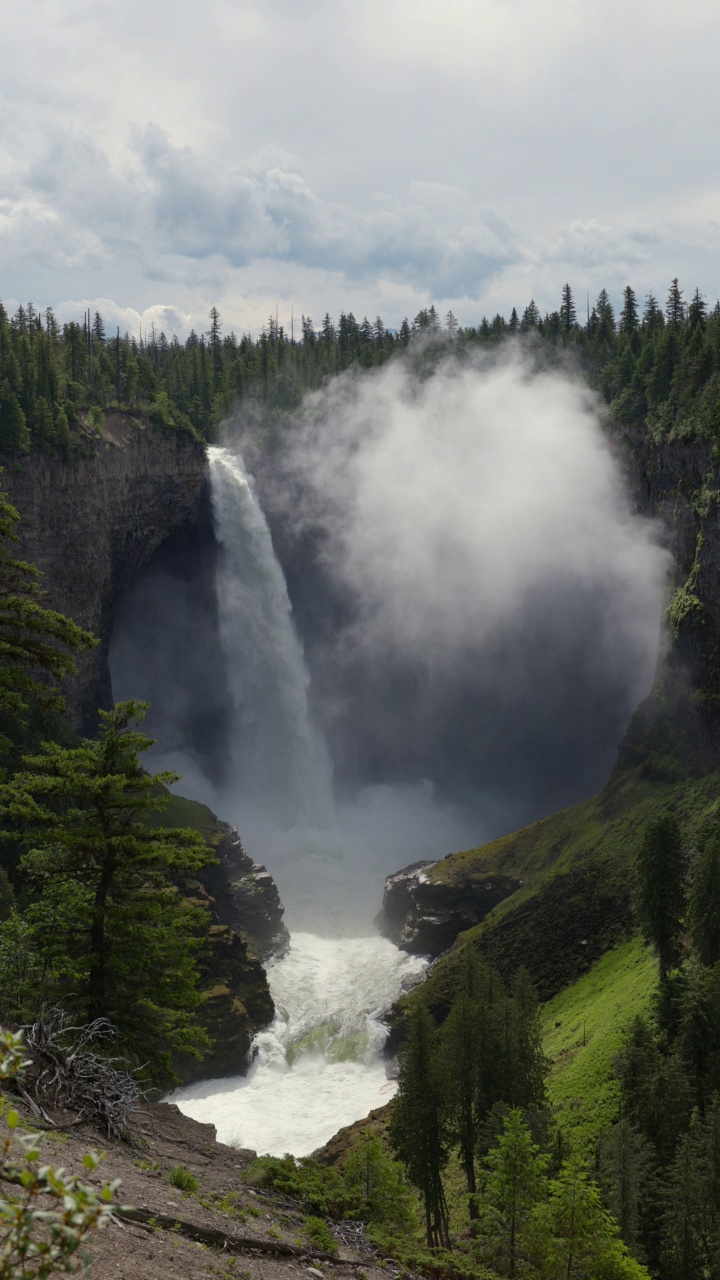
[1,0,719,337]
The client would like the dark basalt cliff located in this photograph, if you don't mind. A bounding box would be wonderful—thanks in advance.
[3,418,288,1084]
[180,820,289,1081]
[3,413,207,733]
[205,822,289,963]
[376,860,521,957]
[616,431,720,772]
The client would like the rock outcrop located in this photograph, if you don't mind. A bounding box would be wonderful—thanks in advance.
[176,820,289,1082]
[176,876,276,1084]
[201,821,290,962]
[2,413,207,732]
[376,859,521,958]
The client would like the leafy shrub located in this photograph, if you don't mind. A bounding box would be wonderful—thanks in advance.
[305,1216,337,1255]
[166,1163,199,1194]
[0,1028,117,1278]
[246,1155,355,1219]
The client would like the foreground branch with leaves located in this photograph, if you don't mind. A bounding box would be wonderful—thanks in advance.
[0,1028,117,1279]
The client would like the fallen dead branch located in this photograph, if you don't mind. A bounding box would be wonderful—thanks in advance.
[21,1006,143,1140]
[114,1205,360,1265]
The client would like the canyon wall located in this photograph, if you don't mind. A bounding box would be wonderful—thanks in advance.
[3,413,208,732]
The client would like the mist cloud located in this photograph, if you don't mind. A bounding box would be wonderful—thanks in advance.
[281,348,666,661]
[252,347,670,822]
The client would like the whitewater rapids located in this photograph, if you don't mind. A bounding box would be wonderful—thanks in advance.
[172,930,425,1156]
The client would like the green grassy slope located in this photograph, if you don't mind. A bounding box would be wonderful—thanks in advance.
[541,938,657,1151]
[387,763,720,1042]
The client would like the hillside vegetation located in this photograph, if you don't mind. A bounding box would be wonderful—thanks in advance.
[541,939,657,1151]
[388,761,720,1039]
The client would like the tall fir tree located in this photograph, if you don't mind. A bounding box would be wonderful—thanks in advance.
[390,1002,450,1248]
[636,814,686,984]
[0,701,213,1079]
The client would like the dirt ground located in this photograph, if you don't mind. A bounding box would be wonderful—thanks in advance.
[6,1098,403,1280]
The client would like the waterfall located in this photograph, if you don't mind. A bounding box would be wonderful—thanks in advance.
[169,447,430,1154]
[208,446,333,831]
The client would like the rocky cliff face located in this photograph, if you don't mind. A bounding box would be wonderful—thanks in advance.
[179,820,289,1081]
[376,859,521,957]
[617,431,720,773]
[3,413,207,732]
[3,419,289,1084]
[202,822,290,962]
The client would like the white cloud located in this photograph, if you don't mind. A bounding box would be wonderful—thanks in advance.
[0,0,719,326]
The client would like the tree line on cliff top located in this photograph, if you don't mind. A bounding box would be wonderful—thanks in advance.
[1,277,719,453]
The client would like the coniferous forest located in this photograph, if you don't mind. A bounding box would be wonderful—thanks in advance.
[2,278,720,1278]
[0,279,719,456]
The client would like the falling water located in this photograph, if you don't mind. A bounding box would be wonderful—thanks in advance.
[171,447,427,1154]
[208,446,333,831]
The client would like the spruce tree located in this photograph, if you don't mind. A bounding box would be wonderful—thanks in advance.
[0,482,94,754]
[642,294,664,331]
[689,833,720,967]
[506,968,548,1110]
[597,1117,655,1260]
[440,945,482,1224]
[666,278,685,328]
[0,701,213,1079]
[560,284,577,332]
[595,289,617,342]
[521,300,540,331]
[620,287,640,335]
[687,288,707,331]
[480,1109,546,1276]
[389,1003,450,1248]
[530,1160,648,1279]
[636,814,686,984]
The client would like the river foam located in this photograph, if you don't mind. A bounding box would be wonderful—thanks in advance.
[172,929,425,1156]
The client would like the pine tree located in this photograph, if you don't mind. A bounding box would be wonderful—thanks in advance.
[620,287,640,335]
[689,833,720,966]
[637,814,686,983]
[480,1109,547,1276]
[0,701,213,1079]
[389,1003,450,1248]
[666,279,685,328]
[560,284,577,332]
